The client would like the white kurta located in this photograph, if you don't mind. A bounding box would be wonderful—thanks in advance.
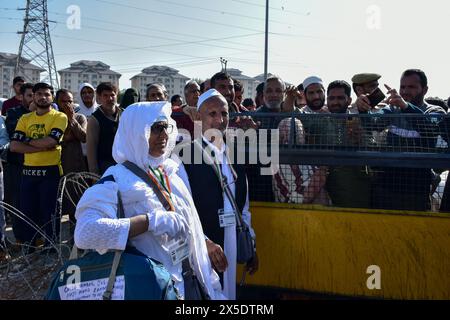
[177,138,255,300]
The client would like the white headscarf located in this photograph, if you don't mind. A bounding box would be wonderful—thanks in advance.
[77,82,99,115]
[112,101,177,171]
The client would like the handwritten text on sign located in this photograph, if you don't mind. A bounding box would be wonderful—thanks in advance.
[58,276,125,300]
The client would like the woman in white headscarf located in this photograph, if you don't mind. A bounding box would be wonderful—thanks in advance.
[74,101,224,299]
[76,82,99,117]
[76,83,99,157]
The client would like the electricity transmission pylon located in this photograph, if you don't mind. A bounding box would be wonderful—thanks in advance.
[15,0,59,89]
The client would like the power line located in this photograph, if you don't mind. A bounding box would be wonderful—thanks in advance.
[47,10,258,50]
[115,59,219,73]
[52,31,306,70]
[52,30,262,56]
[52,33,255,62]
[0,11,267,58]
[1,5,326,41]
[11,14,285,63]
[52,22,263,55]
[1,4,309,74]
[231,0,310,16]
[148,0,305,28]
[93,0,264,33]
[91,0,325,40]
[113,57,217,69]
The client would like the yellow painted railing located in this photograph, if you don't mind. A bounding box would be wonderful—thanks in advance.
[239,202,450,299]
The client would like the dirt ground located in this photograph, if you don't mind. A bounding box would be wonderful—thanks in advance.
[0,215,73,300]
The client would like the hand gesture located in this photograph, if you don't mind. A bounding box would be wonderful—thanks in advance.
[385,84,408,110]
[282,85,303,112]
[234,115,259,130]
[355,94,372,112]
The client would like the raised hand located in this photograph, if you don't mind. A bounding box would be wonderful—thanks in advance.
[385,84,408,110]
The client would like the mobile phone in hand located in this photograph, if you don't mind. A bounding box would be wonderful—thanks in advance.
[367,88,386,108]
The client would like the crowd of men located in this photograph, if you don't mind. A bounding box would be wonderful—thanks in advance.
[0,68,449,272]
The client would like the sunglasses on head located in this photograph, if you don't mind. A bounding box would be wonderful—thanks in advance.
[151,122,173,135]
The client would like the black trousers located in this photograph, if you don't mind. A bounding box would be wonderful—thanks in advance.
[17,166,60,244]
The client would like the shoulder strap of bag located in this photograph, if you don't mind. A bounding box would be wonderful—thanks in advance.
[122,161,173,211]
[102,189,125,300]
[102,249,123,300]
[193,140,246,229]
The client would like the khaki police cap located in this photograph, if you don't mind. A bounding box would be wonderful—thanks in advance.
[351,73,381,85]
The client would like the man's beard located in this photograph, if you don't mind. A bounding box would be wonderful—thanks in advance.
[409,94,424,107]
[35,101,52,109]
[306,98,325,111]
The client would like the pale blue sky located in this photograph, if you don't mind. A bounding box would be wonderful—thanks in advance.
[1,0,449,98]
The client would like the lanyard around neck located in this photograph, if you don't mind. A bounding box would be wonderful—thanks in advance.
[194,140,245,228]
[201,141,237,186]
[148,166,174,210]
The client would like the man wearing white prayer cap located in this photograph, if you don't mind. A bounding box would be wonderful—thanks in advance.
[196,88,224,111]
[178,88,259,300]
[300,76,328,114]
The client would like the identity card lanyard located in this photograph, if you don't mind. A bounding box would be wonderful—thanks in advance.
[147,166,189,265]
[148,166,175,211]
[194,140,245,229]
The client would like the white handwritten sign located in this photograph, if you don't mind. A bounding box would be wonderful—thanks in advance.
[58,276,125,300]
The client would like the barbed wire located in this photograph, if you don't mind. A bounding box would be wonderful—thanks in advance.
[0,172,100,300]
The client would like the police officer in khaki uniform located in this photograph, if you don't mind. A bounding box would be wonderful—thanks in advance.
[349,73,384,113]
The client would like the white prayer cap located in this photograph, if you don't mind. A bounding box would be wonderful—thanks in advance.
[197,88,224,110]
[302,76,324,91]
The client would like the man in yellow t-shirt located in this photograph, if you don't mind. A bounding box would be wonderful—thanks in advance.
[10,83,68,249]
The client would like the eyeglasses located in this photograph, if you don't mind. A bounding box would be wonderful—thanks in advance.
[151,123,173,135]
